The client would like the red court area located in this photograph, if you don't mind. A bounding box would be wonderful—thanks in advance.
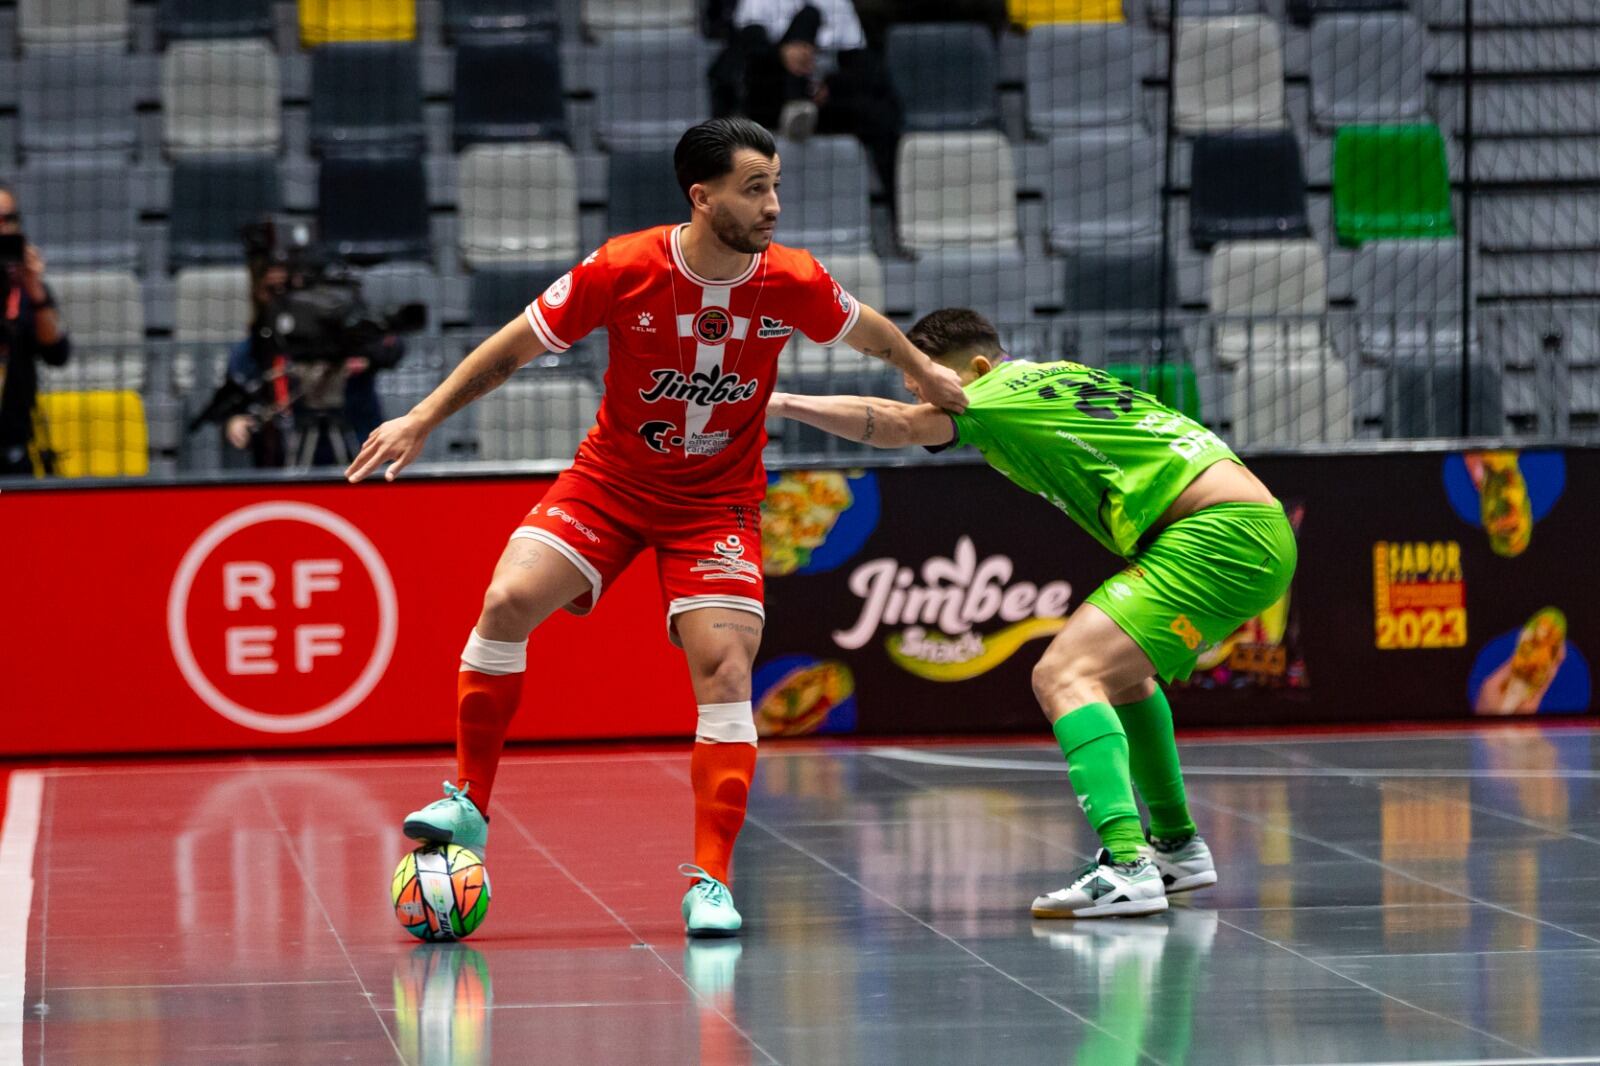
[9,724,1600,1066]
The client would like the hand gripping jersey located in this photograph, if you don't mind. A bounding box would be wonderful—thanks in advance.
[949,360,1243,558]
[525,224,860,506]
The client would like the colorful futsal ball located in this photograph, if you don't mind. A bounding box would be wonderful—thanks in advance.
[392,844,491,942]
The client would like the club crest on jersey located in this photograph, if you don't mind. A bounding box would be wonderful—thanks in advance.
[832,281,851,314]
[757,316,794,339]
[694,307,733,345]
[639,366,760,406]
[542,272,573,308]
[691,535,760,583]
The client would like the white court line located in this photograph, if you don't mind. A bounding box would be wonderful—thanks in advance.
[1279,1059,1600,1066]
[866,746,1600,780]
[0,772,43,1066]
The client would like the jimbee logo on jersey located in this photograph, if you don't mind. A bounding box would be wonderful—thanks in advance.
[691,535,760,584]
[694,308,733,345]
[640,366,760,406]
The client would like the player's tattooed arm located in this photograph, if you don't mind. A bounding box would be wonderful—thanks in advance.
[770,392,955,449]
[862,404,878,442]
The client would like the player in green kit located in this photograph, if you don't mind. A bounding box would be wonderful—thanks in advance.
[767,309,1297,918]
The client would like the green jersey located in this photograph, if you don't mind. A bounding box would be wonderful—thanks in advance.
[949,360,1240,558]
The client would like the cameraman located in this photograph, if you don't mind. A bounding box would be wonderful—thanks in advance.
[223,260,399,468]
[0,184,70,476]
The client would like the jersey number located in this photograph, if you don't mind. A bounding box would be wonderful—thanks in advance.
[1040,371,1135,420]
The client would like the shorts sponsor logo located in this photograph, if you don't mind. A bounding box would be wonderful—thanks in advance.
[694,307,733,345]
[757,316,794,339]
[1170,614,1205,652]
[639,366,760,407]
[542,272,573,309]
[546,505,600,544]
[692,535,761,583]
[1108,582,1133,601]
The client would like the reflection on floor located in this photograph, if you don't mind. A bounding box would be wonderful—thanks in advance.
[12,723,1600,1065]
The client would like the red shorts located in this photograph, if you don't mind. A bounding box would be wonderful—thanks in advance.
[512,468,764,643]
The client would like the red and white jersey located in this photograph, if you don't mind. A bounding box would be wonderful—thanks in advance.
[524,224,859,506]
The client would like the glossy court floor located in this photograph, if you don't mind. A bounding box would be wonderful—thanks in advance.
[6,723,1600,1066]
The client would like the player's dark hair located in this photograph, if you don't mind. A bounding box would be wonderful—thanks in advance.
[908,308,1004,361]
[674,118,777,204]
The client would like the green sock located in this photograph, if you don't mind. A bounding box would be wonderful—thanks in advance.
[1114,688,1197,841]
[1053,702,1144,864]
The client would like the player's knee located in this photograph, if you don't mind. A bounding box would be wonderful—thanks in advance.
[695,651,752,703]
[480,578,537,631]
[1031,655,1094,717]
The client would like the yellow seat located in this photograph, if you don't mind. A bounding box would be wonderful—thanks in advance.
[299,0,416,45]
[34,390,149,478]
[1011,0,1123,27]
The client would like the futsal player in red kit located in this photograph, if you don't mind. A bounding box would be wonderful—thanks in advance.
[345,118,967,935]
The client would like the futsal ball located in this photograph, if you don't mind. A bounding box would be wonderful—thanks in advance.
[392,844,491,942]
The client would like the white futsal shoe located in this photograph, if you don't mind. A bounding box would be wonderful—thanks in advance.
[1032,850,1169,919]
[1139,832,1218,895]
[679,864,743,938]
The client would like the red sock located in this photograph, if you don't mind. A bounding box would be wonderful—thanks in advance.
[690,741,757,884]
[456,669,523,815]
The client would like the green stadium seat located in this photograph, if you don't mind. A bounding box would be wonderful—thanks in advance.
[1332,124,1455,246]
[1106,362,1202,422]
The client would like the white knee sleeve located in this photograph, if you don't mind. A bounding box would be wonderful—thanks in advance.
[697,701,758,745]
[460,629,527,675]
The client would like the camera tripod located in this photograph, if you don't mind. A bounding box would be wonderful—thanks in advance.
[287,362,358,471]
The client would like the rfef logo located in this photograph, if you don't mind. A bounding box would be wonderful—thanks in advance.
[166,502,398,734]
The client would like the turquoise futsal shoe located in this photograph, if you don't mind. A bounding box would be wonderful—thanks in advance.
[403,781,488,855]
[679,864,742,938]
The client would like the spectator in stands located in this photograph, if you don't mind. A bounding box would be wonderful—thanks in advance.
[0,184,70,477]
[712,0,903,189]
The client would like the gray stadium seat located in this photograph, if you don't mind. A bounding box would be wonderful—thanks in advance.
[357,264,446,335]
[786,251,885,371]
[453,32,569,148]
[1172,16,1286,133]
[595,31,713,149]
[1045,128,1161,251]
[1208,239,1330,367]
[318,153,432,264]
[310,42,425,155]
[771,136,871,251]
[15,160,137,270]
[1189,129,1311,251]
[49,271,146,393]
[1310,14,1429,128]
[1227,355,1354,446]
[18,0,129,50]
[471,264,565,331]
[19,51,138,155]
[476,374,601,461]
[1435,83,1600,137]
[583,0,696,34]
[1477,193,1600,253]
[896,132,1019,253]
[173,266,251,392]
[157,0,273,40]
[908,248,1031,325]
[1351,239,1465,359]
[1470,139,1600,184]
[1288,0,1404,22]
[444,0,559,39]
[1061,239,1171,311]
[1386,361,1503,437]
[1140,0,1261,24]
[1416,0,1595,26]
[886,23,999,132]
[606,148,685,236]
[162,40,282,156]
[1025,23,1145,136]
[169,156,282,269]
[459,144,582,267]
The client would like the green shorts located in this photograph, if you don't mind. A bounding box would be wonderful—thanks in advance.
[1084,502,1298,683]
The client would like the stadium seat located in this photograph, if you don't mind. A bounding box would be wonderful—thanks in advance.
[1478,193,1600,253]
[470,264,565,330]
[169,157,282,269]
[31,391,149,479]
[318,153,431,264]
[1310,14,1428,128]
[1189,130,1311,251]
[1435,83,1600,137]
[1227,356,1354,445]
[162,40,282,156]
[583,0,696,35]
[1025,23,1144,136]
[357,263,445,333]
[1287,0,1404,23]
[594,31,714,148]
[444,0,559,39]
[1171,16,1285,133]
[299,0,416,45]
[19,51,137,155]
[908,248,1031,325]
[896,132,1019,252]
[1009,0,1125,28]
[1351,239,1465,359]
[786,251,885,370]
[459,144,582,267]
[1415,0,1593,26]
[1106,362,1202,421]
[476,375,600,460]
[17,0,129,50]
[173,266,251,391]
[1143,0,1261,22]
[1060,239,1170,311]
[606,148,684,236]
[157,0,274,39]
[1332,124,1454,245]
[49,272,146,394]
[453,33,569,148]
[310,42,425,154]
[1045,127,1161,251]
[1386,361,1503,437]
[1208,239,1330,367]
[770,137,871,251]
[886,24,1000,132]
[15,160,137,270]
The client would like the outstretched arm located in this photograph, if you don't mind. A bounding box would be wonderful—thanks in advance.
[770,392,957,449]
[843,304,968,412]
[345,316,546,482]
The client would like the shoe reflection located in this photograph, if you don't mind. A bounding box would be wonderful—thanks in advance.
[685,940,748,1066]
[393,943,493,1066]
[1032,908,1218,1066]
